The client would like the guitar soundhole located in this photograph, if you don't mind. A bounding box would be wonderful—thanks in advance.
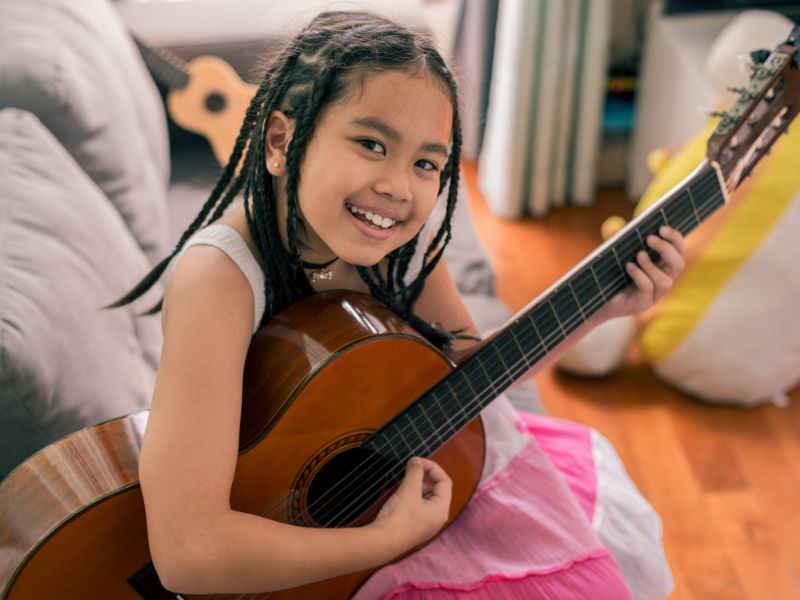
[305,447,396,528]
[205,92,226,112]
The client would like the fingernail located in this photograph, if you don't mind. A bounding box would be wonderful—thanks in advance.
[659,226,670,236]
[639,251,648,261]
[647,235,658,246]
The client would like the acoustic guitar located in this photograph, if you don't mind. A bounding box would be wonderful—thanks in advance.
[0,27,797,600]
[134,38,257,167]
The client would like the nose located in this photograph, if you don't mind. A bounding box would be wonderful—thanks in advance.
[372,164,411,203]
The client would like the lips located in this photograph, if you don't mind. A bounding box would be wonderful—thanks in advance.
[345,203,399,239]
[345,203,403,226]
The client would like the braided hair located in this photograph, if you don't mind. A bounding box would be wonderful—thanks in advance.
[112,11,463,347]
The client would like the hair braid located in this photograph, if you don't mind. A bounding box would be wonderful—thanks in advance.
[113,10,467,349]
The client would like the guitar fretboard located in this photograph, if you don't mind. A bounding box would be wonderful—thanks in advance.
[134,39,190,90]
[366,164,727,466]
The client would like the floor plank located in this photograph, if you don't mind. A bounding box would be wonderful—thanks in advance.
[462,161,800,600]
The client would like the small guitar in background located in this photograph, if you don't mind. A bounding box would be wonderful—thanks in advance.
[134,38,257,167]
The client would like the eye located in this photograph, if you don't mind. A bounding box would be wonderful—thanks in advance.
[416,159,439,172]
[358,139,385,155]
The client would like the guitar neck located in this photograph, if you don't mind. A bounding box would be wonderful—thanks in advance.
[366,162,728,462]
[133,38,190,90]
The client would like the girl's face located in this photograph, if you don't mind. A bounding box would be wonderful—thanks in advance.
[290,70,453,266]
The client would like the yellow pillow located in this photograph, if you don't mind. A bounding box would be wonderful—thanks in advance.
[636,122,800,406]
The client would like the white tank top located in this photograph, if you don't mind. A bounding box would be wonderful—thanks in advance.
[180,224,266,334]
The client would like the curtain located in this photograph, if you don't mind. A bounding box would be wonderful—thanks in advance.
[477,0,613,219]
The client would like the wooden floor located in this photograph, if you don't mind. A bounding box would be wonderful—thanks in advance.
[462,162,800,600]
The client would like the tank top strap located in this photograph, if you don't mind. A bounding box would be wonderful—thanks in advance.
[180,224,266,334]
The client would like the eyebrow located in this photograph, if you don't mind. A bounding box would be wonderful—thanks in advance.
[349,116,448,156]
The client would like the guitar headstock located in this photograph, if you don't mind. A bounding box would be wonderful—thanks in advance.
[707,26,799,193]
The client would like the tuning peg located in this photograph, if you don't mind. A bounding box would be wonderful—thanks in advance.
[700,107,728,119]
[765,87,776,101]
[750,49,771,65]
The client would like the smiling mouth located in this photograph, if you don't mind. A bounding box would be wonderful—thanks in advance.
[345,203,400,230]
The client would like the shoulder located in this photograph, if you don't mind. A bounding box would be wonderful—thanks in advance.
[162,242,255,346]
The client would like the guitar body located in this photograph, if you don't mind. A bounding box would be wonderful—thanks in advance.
[166,56,257,167]
[0,292,485,599]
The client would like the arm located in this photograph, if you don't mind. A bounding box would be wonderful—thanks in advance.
[140,247,450,595]
[412,227,686,383]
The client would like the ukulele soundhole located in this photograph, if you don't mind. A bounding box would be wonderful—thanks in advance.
[205,92,226,112]
[298,444,398,528]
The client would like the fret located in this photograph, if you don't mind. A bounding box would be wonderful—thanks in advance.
[572,268,603,314]
[663,195,689,235]
[685,185,702,227]
[488,329,516,373]
[531,305,560,351]
[641,211,665,236]
[568,283,587,321]
[477,360,504,398]
[551,287,581,336]
[462,359,494,399]
[394,427,416,457]
[588,263,608,303]
[617,231,642,263]
[527,312,548,352]
[419,404,444,448]
[634,226,645,249]
[508,327,528,356]
[610,246,625,272]
[547,298,568,339]
[592,251,621,297]
[404,413,431,456]
[381,428,405,462]
[444,380,472,429]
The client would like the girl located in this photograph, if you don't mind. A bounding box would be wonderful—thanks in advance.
[115,10,682,599]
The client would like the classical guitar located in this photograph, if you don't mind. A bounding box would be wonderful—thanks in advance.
[0,28,797,600]
[134,38,257,167]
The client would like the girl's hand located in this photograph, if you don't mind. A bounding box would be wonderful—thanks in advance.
[370,457,452,553]
[600,226,687,320]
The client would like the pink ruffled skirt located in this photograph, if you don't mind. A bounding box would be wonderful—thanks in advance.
[353,401,673,600]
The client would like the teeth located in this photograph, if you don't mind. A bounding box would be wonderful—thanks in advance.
[347,204,397,229]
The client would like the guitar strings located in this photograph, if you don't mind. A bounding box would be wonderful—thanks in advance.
[261,172,724,527]
[289,184,724,529]
[296,172,724,526]
[307,177,725,527]
[268,173,724,527]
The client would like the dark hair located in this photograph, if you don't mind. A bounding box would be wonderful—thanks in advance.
[112,10,463,347]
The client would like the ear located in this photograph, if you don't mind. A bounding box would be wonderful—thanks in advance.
[265,110,295,176]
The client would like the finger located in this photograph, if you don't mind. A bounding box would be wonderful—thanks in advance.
[626,259,654,298]
[636,251,672,299]
[396,458,426,500]
[659,226,687,256]
[647,234,685,275]
[415,458,452,506]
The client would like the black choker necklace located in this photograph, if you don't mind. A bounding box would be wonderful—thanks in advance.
[300,256,338,283]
